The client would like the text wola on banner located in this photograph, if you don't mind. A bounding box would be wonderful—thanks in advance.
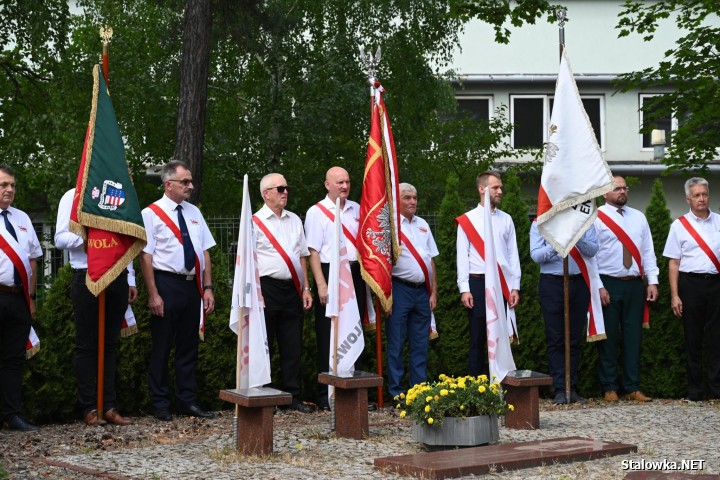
[357,82,401,312]
[536,48,613,257]
[229,175,271,389]
[70,64,146,295]
[326,198,364,376]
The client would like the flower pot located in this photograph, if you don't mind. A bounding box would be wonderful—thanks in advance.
[412,415,499,447]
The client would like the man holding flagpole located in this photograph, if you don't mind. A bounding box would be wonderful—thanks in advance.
[141,160,216,421]
[305,166,367,411]
[387,183,439,398]
[254,173,313,413]
[0,165,41,431]
[56,187,137,426]
[531,221,598,404]
[456,171,521,377]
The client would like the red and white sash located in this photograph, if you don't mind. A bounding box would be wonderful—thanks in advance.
[456,213,518,340]
[252,214,304,296]
[314,203,376,327]
[568,246,606,341]
[598,210,650,328]
[678,215,720,272]
[0,228,39,357]
[400,231,438,339]
[148,204,205,339]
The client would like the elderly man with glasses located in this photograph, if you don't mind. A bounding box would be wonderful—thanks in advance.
[254,173,314,413]
[141,160,217,421]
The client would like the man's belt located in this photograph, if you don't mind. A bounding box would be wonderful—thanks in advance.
[602,275,641,281]
[154,270,195,281]
[0,285,23,295]
[469,273,485,279]
[541,273,583,281]
[392,277,425,289]
[682,271,720,280]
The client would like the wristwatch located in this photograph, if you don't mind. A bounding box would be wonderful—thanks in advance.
[203,285,214,291]
[303,286,312,292]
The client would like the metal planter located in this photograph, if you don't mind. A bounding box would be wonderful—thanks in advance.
[412,415,499,447]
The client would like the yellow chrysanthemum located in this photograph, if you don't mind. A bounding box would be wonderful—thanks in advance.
[440,389,449,396]
[434,395,439,401]
[400,411,407,418]
[478,385,486,393]
[508,404,515,412]
[427,418,434,425]
[424,405,431,412]
[399,393,405,399]
[460,405,465,411]
[426,396,433,402]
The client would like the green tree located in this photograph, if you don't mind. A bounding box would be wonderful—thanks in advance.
[616,0,720,171]
[431,173,477,377]
[640,178,685,397]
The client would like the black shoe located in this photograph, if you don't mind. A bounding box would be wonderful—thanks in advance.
[368,403,378,412]
[178,404,215,419]
[552,392,567,405]
[570,391,588,405]
[289,402,313,414]
[316,401,331,412]
[3,415,38,431]
[154,409,173,422]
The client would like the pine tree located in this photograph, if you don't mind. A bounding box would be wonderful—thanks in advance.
[640,178,685,398]
[429,173,470,377]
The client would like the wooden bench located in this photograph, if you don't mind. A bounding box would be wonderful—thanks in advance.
[318,371,383,439]
[501,371,553,430]
[219,387,292,455]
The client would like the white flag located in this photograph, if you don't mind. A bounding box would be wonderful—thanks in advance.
[484,187,516,383]
[326,198,364,376]
[25,326,40,359]
[229,174,271,389]
[536,48,614,257]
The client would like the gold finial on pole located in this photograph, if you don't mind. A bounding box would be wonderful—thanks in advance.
[99,26,113,84]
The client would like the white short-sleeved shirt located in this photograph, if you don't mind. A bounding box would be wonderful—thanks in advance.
[394,214,439,284]
[0,206,42,287]
[304,196,360,262]
[142,194,216,275]
[663,211,720,274]
[254,204,309,280]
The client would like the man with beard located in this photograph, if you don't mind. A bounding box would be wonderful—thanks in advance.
[594,176,658,403]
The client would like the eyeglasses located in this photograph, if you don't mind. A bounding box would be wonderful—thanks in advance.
[266,185,290,194]
[168,179,193,186]
[613,186,629,192]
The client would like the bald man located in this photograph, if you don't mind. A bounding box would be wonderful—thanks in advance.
[304,167,368,411]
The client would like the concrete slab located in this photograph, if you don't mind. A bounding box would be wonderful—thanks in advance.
[375,436,637,479]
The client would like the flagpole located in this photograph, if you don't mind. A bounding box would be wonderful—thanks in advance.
[235,307,241,439]
[359,45,385,410]
[95,25,114,421]
[554,7,572,406]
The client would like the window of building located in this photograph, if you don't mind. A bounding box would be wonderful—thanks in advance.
[511,94,604,150]
[456,97,492,122]
[639,94,676,149]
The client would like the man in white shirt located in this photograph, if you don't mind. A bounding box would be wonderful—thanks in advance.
[0,165,41,431]
[255,173,313,413]
[456,171,521,376]
[386,183,438,398]
[55,188,137,425]
[141,161,216,421]
[663,177,720,401]
[304,167,367,411]
[594,176,658,403]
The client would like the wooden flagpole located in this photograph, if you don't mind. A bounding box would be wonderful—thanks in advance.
[96,25,113,421]
[556,8,572,406]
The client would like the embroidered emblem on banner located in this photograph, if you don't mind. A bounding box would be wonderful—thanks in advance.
[98,180,126,211]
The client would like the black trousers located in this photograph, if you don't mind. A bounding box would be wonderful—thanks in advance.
[313,262,367,405]
[468,275,488,376]
[539,274,589,393]
[0,291,31,420]
[148,272,201,411]
[71,269,128,415]
[679,272,720,399]
[261,276,304,401]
